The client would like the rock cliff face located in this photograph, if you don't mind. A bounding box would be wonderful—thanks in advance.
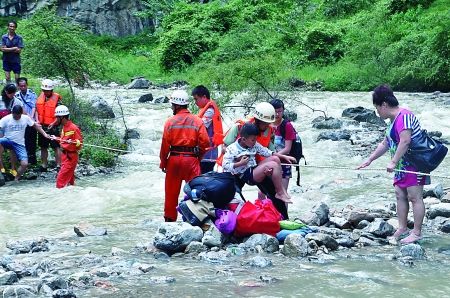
[0,0,152,36]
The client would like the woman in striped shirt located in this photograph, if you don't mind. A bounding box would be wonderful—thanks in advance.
[358,84,428,244]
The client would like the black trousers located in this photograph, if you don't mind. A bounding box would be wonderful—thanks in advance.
[25,126,37,164]
[200,161,216,174]
[235,176,289,220]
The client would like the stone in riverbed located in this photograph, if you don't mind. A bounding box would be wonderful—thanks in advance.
[74,223,107,237]
[242,256,273,268]
[312,118,343,129]
[305,233,339,251]
[2,285,36,297]
[347,211,375,227]
[427,203,450,219]
[281,234,308,257]
[127,77,151,89]
[423,183,444,199]
[440,220,450,233]
[6,237,49,254]
[367,218,395,238]
[0,272,18,286]
[138,93,153,103]
[52,289,77,298]
[242,234,279,253]
[153,222,203,254]
[301,202,329,226]
[399,244,425,260]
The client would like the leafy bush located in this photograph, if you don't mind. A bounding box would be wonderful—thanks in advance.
[304,25,344,64]
[322,0,370,17]
[388,0,435,14]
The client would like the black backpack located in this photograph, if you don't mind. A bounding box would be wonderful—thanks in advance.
[279,119,306,186]
[184,171,241,208]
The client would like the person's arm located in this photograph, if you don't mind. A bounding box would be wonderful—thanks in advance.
[202,107,214,129]
[159,122,170,172]
[387,129,411,172]
[33,123,50,139]
[197,123,211,159]
[223,124,239,146]
[357,138,389,169]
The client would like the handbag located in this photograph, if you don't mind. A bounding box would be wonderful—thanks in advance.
[404,130,448,173]
[234,199,282,237]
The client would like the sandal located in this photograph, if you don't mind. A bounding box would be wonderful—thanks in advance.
[400,232,422,244]
[392,228,409,239]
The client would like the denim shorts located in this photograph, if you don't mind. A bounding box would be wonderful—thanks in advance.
[2,59,21,73]
[281,165,292,178]
[0,138,28,161]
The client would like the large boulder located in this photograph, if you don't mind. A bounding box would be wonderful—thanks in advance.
[367,218,395,238]
[342,107,386,126]
[90,96,115,119]
[312,118,343,129]
[317,130,351,141]
[427,203,450,219]
[128,77,151,89]
[242,234,279,253]
[138,93,153,103]
[305,233,339,250]
[153,222,203,254]
[301,202,329,226]
[280,234,309,257]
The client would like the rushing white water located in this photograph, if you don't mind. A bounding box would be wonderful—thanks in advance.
[0,88,449,296]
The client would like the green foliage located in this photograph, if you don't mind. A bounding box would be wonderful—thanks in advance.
[388,0,435,14]
[304,24,344,64]
[322,0,370,17]
[19,8,107,87]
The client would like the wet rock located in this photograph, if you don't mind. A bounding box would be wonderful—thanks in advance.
[124,128,140,140]
[441,193,450,203]
[2,285,36,297]
[305,233,339,250]
[423,183,444,199]
[342,107,386,126]
[153,222,203,254]
[329,216,351,229]
[127,77,150,89]
[312,118,343,129]
[134,263,155,273]
[74,223,107,237]
[336,236,355,248]
[5,262,30,278]
[0,272,18,286]
[53,289,77,298]
[148,276,175,284]
[138,93,153,103]
[423,197,441,207]
[185,241,208,254]
[399,244,425,259]
[356,219,370,229]
[357,236,381,247]
[6,237,49,254]
[0,172,5,186]
[243,234,279,253]
[427,203,450,219]
[288,77,305,88]
[281,234,308,257]
[89,96,115,119]
[77,254,103,267]
[284,110,297,122]
[440,220,450,233]
[111,247,126,256]
[242,256,272,268]
[317,130,351,142]
[368,219,395,238]
[301,202,329,226]
[347,211,375,227]
[68,272,94,286]
[40,275,68,291]
[202,225,224,247]
[154,252,170,261]
[198,251,230,263]
[153,96,169,104]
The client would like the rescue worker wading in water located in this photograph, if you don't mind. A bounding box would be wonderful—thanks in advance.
[160,90,210,222]
[50,105,82,188]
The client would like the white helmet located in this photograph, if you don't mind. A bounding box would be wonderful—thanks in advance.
[169,90,189,105]
[55,105,70,117]
[253,102,276,123]
[41,79,55,90]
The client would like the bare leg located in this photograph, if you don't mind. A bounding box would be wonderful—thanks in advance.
[253,160,292,203]
[4,71,11,83]
[407,185,425,236]
[0,145,5,170]
[15,159,28,181]
[13,72,20,83]
[9,150,17,171]
[55,148,62,167]
[282,177,290,207]
[41,147,48,168]
[394,185,409,236]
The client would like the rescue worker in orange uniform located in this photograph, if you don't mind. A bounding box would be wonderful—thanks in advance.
[51,105,82,188]
[192,85,224,173]
[35,79,62,172]
[160,90,210,222]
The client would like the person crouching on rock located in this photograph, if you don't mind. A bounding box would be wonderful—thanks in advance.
[222,122,296,205]
[50,105,82,188]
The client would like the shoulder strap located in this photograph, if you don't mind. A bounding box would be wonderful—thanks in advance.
[279,119,288,138]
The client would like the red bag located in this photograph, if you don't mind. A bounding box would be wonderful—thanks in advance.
[234,199,282,237]
[0,109,10,119]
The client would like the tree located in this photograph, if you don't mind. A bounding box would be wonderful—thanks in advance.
[19,8,106,100]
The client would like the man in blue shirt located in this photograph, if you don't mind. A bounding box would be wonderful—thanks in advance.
[15,77,37,165]
[1,21,24,84]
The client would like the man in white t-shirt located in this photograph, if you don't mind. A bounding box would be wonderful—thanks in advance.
[0,105,49,181]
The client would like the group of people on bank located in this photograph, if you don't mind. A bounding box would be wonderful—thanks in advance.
[0,78,82,188]
[160,84,433,245]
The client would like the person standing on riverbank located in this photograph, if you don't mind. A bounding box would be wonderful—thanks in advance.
[52,105,83,188]
[160,90,210,222]
[35,79,62,172]
[15,77,38,165]
[0,105,49,181]
[357,84,428,244]
[1,21,24,84]
[192,85,224,173]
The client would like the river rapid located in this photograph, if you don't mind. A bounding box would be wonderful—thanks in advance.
[1,88,449,297]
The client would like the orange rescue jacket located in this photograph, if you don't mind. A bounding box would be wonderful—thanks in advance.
[36,92,62,126]
[198,100,224,146]
[60,120,83,152]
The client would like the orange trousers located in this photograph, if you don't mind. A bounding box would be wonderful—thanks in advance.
[56,151,78,188]
[164,155,200,221]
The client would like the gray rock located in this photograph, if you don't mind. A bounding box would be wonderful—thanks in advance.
[441,193,450,203]
[202,225,224,247]
[0,272,18,286]
[2,285,36,297]
[312,118,343,129]
[0,172,4,186]
[40,275,68,291]
[111,247,126,256]
[440,220,450,233]
[124,128,140,140]
[5,262,30,278]
[52,289,76,298]
[148,276,176,284]
[6,237,49,254]
[185,241,208,254]
[347,211,375,227]
[336,236,355,248]
[305,233,339,250]
[242,256,273,268]
[127,78,150,89]
[317,130,351,142]
[427,203,450,219]
[281,234,309,257]
[368,218,395,238]
[154,252,170,260]
[138,93,153,103]
[90,96,115,119]
[329,216,351,229]
[198,250,230,264]
[357,236,381,247]
[423,183,444,199]
[342,107,386,126]
[243,234,279,253]
[356,219,370,229]
[153,96,169,104]
[399,244,425,259]
[284,110,297,122]
[301,202,329,226]
[68,272,94,286]
[153,222,203,254]
[74,223,107,237]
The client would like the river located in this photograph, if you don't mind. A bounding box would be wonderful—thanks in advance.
[1,88,449,297]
